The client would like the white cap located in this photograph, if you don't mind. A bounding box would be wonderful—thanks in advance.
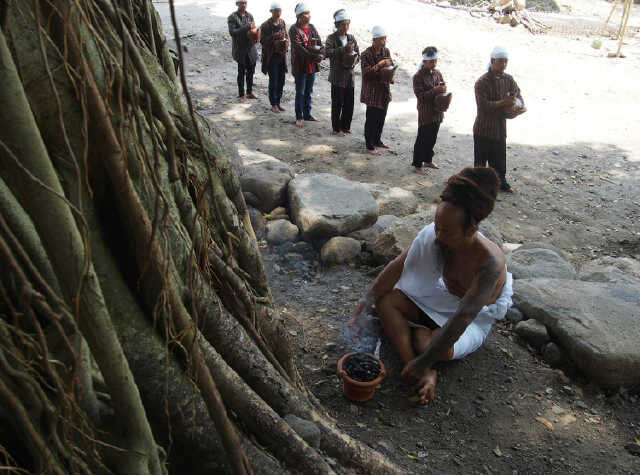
[295,2,310,16]
[423,51,438,61]
[270,1,281,10]
[372,25,386,39]
[334,9,350,23]
[490,45,509,59]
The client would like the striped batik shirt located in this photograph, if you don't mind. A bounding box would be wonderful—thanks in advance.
[473,71,523,140]
[360,46,392,109]
[413,67,445,126]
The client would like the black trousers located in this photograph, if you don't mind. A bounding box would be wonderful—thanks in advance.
[473,135,509,188]
[237,57,255,97]
[364,105,388,150]
[331,85,354,132]
[412,122,441,167]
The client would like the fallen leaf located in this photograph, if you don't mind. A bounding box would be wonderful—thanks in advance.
[417,451,428,458]
[493,446,503,457]
[535,416,554,430]
[559,414,577,427]
[408,396,420,403]
[378,411,388,421]
[288,330,298,336]
[635,434,640,446]
[356,422,366,428]
[407,454,418,460]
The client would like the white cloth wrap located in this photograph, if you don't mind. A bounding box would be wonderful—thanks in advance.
[394,223,513,359]
[372,25,386,38]
[423,52,438,61]
[295,2,310,15]
[334,10,350,22]
[270,1,281,10]
[491,45,509,59]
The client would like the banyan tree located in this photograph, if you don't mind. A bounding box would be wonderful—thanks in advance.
[0,1,406,474]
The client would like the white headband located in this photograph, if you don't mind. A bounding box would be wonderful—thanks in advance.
[295,3,310,16]
[334,10,350,23]
[372,25,386,39]
[270,1,281,10]
[490,45,509,59]
[423,52,438,61]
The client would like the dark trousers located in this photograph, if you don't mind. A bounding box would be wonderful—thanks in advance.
[293,72,316,120]
[268,56,286,106]
[474,135,509,188]
[331,85,355,132]
[364,105,388,150]
[237,57,255,97]
[412,122,441,167]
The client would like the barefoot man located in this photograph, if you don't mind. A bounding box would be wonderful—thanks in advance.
[354,167,513,403]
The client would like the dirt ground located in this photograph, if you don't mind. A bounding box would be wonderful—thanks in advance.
[157,1,640,473]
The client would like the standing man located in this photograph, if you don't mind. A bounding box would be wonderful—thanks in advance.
[289,3,323,128]
[412,46,446,175]
[361,26,393,156]
[260,2,288,113]
[325,9,359,136]
[228,1,258,104]
[473,46,526,193]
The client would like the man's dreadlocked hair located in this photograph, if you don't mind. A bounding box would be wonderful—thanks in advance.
[440,167,500,229]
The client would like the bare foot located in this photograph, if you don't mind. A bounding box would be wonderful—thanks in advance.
[367,148,380,156]
[416,369,438,404]
[413,167,427,175]
[278,105,286,111]
[304,116,318,122]
[424,162,439,169]
[246,93,258,99]
[240,96,249,104]
[333,130,346,136]
[376,142,390,149]
[295,119,304,128]
[343,129,352,134]
[271,106,279,113]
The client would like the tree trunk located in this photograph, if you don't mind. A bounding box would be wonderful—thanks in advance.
[0,1,406,474]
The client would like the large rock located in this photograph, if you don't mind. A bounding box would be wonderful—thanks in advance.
[363,183,418,217]
[507,248,576,280]
[347,228,380,250]
[265,219,299,245]
[579,256,640,286]
[239,148,294,212]
[320,237,361,265]
[517,241,569,260]
[372,215,398,233]
[513,278,640,387]
[248,207,266,238]
[371,210,502,264]
[371,210,434,264]
[288,174,378,240]
[514,319,550,350]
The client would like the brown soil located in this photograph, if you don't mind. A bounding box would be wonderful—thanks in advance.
[158,1,640,473]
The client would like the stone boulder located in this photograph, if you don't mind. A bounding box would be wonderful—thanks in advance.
[371,210,502,264]
[363,183,418,217]
[513,278,640,387]
[579,256,640,286]
[347,228,380,250]
[288,174,378,240]
[371,210,434,264]
[265,219,299,245]
[372,215,398,233]
[514,319,550,350]
[507,248,576,280]
[239,148,294,212]
[320,237,361,265]
[517,241,569,260]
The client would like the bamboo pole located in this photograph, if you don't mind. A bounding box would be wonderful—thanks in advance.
[605,0,619,27]
[615,0,632,57]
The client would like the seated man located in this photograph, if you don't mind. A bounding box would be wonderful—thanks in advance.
[355,167,513,404]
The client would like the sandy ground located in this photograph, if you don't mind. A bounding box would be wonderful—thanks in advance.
[156,1,640,473]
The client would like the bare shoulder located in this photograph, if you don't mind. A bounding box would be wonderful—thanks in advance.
[474,235,506,301]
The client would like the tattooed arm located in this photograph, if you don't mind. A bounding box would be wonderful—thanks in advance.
[404,255,502,377]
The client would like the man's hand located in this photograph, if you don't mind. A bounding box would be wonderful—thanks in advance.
[402,362,438,404]
[345,42,355,54]
[500,95,516,108]
[374,58,392,71]
[433,85,447,95]
[248,21,255,29]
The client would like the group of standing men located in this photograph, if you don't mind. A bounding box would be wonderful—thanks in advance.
[228,1,526,193]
